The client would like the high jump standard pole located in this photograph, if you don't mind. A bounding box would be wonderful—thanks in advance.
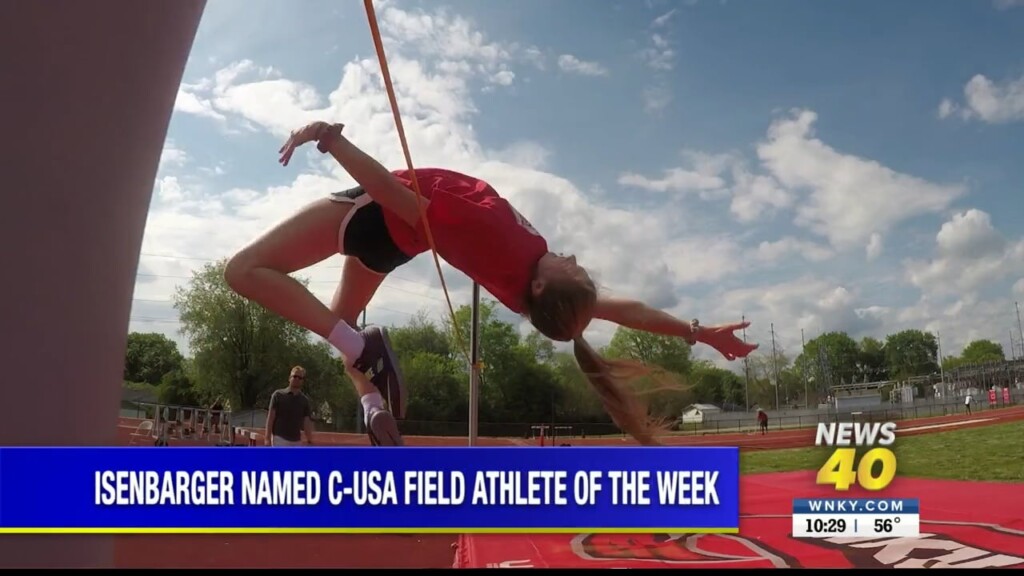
[468,282,481,446]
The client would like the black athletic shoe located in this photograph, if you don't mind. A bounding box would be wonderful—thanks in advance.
[352,325,407,420]
[367,409,404,447]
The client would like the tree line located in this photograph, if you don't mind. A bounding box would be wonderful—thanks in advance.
[122,261,1010,429]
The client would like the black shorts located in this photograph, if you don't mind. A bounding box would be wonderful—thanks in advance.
[328,187,414,274]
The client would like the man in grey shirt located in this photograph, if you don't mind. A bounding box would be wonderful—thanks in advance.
[265,366,316,446]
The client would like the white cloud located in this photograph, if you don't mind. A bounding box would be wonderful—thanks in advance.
[173,88,225,122]
[489,69,515,86]
[619,109,963,255]
[522,47,546,70]
[617,149,795,220]
[728,162,793,223]
[158,141,188,172]
[937,98,958,119]
[173,7,545,137]
[892,294,1019,359]
[694,265,1020,372]
[154,176,186,204]
[642,33,675,72]
[994,0,1024,9]
[904,209,1024,298]
[704,275,885,357]
[379,6,517,70]
[643,83,673,113]
[756,237,835,263]
[557,54,609,77]
[198,162,228,177]
[588,100,1015,366]
[939,73,1024,124]
[617,150,730,195]
[652,8,678,27]
[866,233,883,261]
[758,109,965,251]
[638,10,677,113]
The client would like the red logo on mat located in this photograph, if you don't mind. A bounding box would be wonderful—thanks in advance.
[811,523,1024,569]
[571,533,798,568]
[570,518,1024,569]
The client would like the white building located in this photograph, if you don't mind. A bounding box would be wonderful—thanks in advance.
[680,403,722,424]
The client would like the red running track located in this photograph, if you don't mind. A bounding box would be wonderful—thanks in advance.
[563,405,1024,450]
[112,405,1024,568]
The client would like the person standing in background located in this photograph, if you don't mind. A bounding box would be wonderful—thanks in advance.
[757,408,768,435]
[265,366,316,446]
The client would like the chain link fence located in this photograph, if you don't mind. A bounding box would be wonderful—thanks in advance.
[120,381,1022,441]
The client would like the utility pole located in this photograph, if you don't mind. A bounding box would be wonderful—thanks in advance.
[818,343,832,404]
[801,328,809,408]
[936,331,947,399]
[770,323,781,411]
[742,314,750,411]
[1016,302,1023,360]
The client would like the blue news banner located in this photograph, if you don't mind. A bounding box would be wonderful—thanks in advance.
[0,447,739,532]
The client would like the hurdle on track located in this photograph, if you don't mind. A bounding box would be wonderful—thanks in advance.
[135,402,231,444]
[529,424,575,446]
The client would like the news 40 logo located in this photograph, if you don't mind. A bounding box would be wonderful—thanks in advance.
[815,421,897,491]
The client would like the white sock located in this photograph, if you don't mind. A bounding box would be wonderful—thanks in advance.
[328,320,365,365]
[361,392,384,426]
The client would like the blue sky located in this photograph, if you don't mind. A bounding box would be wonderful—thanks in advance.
[139,0,1024,370]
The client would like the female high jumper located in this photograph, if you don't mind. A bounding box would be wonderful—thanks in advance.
[224,121,759,447]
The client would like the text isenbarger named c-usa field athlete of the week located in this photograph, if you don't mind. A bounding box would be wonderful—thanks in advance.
[94,469,722,507]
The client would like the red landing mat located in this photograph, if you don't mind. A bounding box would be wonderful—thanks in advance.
[454,471,1024,569]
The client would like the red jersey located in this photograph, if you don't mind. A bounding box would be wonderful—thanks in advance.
[380,168,549,314]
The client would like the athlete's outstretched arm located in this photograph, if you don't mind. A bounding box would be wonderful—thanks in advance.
[278,121,423,227]
[593,295,758,361]
[593,296,699,341]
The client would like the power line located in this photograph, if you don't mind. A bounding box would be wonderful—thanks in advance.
[129,301,419,327]
[129,316,181,325]
[770,323,780,411]
[134,276,444,305]
[134,271,446,303]
[800,328,809,408]
[138,252,443,293]
[129,250,477,328]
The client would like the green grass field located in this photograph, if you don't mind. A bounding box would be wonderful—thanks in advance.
[741,419,1024,483]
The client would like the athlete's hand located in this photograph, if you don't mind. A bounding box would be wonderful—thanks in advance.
[695,321,758,361]
[278,121,332,167]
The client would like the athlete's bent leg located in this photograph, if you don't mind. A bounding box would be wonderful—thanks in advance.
[223,198,365,363]
[330,256,406,446]
[330,255,387,328]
